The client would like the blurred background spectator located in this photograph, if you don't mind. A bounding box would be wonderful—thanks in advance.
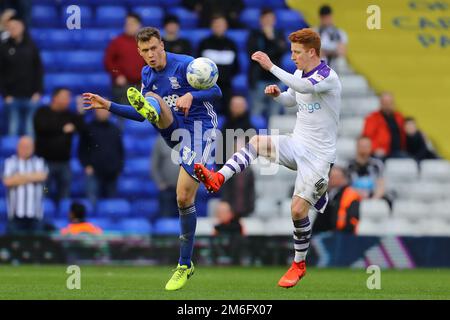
[78,109,124,205]
[362,92,408,160]
[198,14,239,116]
[104,13,144,106]
[182,0,244,29]
[221,136,255,217]
[0,0,31,27]
[314,5,348,71]
[2,136,47,234]
[404,117,439,162]
[163,15,192,56]
[247,8,287,118]
[347,136,394,208]
[151,136,179,217]
[33,87,84,203]
[312,166,361,234]
[0,15,43,136]
[0,8,16,41]
[60,202,102,236]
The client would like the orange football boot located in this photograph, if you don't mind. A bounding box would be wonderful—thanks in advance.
[194,163,224,193]
[278,261,307,288]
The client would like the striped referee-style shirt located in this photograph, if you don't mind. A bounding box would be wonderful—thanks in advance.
[2,155,48,220]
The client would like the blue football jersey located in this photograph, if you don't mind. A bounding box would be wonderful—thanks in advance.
[141,52,220,128]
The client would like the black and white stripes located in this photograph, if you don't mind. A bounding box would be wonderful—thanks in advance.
[3,155,47,220]
[293,216,312,263]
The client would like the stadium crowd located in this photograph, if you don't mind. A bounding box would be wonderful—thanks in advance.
[0,1,445,237]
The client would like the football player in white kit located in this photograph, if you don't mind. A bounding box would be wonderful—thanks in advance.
[194,28,341,288]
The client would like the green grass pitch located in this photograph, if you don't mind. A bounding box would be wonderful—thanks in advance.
[0,265,449,300]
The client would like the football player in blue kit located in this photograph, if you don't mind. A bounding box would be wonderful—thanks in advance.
[83,27,221,291]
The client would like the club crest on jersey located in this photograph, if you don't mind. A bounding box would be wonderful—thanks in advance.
[310,72,325,82]
[169,77,181,89]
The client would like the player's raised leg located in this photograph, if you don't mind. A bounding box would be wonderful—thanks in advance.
[278,196,310,288]
[165,167,199,291]
[194,135,274,192]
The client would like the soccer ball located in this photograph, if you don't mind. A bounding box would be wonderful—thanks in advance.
[186,57,219,90]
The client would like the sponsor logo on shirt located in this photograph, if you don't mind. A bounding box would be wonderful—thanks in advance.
[299,102,321,113]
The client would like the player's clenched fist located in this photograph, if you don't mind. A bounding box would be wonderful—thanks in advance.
[264,85,281,97]
[82,93,111,110]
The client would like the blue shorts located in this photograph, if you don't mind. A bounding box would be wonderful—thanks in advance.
[155,109,216,182]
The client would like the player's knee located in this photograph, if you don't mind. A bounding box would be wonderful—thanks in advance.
[291,199,309,219]
[176,191,194,209]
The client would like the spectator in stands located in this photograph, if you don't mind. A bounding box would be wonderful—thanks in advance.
[212,200,243,264]
[198,14,239,115]
[220,95,255,160]
[151,136,179,217]
[60,202,103,236]
[162,15,192,56]
[404,117,438,162]
[182,0,244,28]
[33,87,85,203]
[104,13,145,106]
[247,8,287,118]
[221,136,255,217]
[347,136,394,208]
[0,0,31,27]
[0,15,43,136]
[2,136,48,234]
[362,92,408,160]
[314,5,348,70]
[78,109,124,205]
[312,166,361,234]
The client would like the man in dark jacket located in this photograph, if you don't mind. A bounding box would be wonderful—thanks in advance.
[33,87,84,202]
[198,15,239,115]
[247,8,287,117]
[163,15,192,56]
[78,109,124,205]
[0,16,43,136]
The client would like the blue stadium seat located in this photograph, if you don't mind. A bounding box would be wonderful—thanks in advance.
[238,52,250,74]
[79,29,122,50]
[32,6,59,28]
[97,199,131,218]
[0,136,18,157]
[275,9,308,30]
[60,0,92,4]
[61,51,105,72]
[231,74,248,95]
[59,198,94,217]
[131,199,160,220]
[43,199,57,218]
[168,8,198,29]
[52,218,68,230]
[159,0,182,7]
[281,52,296,73]
[30,29,77,50]
[142,181,159,198]
[96,6,127,28]
[86,73,111,96]
[88,218,114,231]
[180,29,211,51]
[40,51,60,72]
[227,30,249,51]
[251,115,268,130]
[120,218,152,234]
[61,5,94,28]
[70,159,82,176]
[239,8,261,29]
[45,73,85,94]
[132,136,157,157]
[134,6,164,27]
[123,157,150,176]
[34,0,60,4]
[0,198,7,220]
[71,178,86,197]
[153,218,180,235]
[126,0,161,5]
[0,222,6,235]
[117,178,145,198]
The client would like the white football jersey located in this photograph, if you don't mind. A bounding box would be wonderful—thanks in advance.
[273,61,341,163]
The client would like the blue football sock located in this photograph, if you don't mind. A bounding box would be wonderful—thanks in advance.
[145,96,161,116]
[178,204,197,267]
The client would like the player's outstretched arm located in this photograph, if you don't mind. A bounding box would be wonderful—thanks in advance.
[190,84,222,102]
[83,93,145,122]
